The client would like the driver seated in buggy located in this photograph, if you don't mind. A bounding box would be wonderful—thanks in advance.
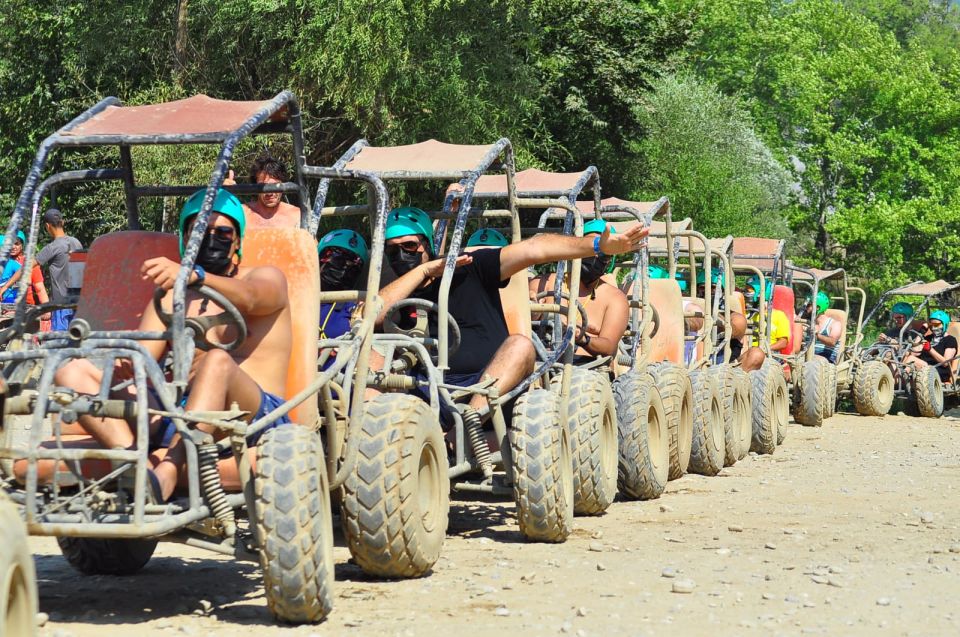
[374,207,648,431]
[876,302,922,344]
[528,219,629,365]
[33,188,293,502]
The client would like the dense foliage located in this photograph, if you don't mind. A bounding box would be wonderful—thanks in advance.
[1,0,958,296]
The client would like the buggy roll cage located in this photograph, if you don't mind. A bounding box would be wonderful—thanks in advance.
[788,265,866,360]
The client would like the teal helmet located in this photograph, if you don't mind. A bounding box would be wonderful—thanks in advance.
[318,229,368,263]
[696,269,723,286]
[467,228,508,248]
[583,218,614,235]
[674,270,688,292]
[179,188,246,257]
[930,309,950,330]
[385,207,435,253]
[746,274,773,302]
[891,302,914,318]
[14,231,25,244]
[649,264,669,279]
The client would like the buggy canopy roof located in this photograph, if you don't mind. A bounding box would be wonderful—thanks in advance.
[468,167,598,199]
[578,196,671,222]
[885,279,960,297]
[59,94,292,144]
[732,237,785,272]
[791,266,846,282]
[342,139,507,179]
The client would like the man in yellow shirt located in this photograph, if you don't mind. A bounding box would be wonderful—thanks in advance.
[744,276,790,369]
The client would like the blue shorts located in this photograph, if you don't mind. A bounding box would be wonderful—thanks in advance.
[150,388,290,457]
[51,308,75,331]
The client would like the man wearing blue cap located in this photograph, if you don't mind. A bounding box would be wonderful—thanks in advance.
[376,206,647,422]
[53,189,292,501]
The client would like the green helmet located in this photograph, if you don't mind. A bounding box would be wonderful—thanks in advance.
[891,302,914,318]
[318,229,368,263]
[179,188,245,257]
[467,228,508,248]
[583,219,615,235]
[385,207,435,253]
[810,290,830,314]
[930,309,950,330]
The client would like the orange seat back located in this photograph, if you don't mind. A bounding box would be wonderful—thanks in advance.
[76,232,180,331]
[242,229,321,427]
[729,291,746,316]
[647,279,684,364]
[771,285,797,355]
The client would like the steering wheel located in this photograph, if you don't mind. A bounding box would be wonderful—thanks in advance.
[382,298,461,364]
[153,286,247,352]
[534,291,592,346]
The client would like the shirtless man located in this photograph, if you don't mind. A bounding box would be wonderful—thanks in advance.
[226,154,301,228]
[376,207,648,423]
[529,219,628,362]
[51,188,291,500]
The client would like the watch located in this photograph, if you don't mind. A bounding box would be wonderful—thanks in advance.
[192,265,206,286]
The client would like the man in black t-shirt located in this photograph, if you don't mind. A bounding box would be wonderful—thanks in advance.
[903,310,957,382]
[375,207,648,418]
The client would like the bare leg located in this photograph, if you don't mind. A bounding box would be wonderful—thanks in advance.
[153,349,265,500]
[740,346,766,372]
[54,359,135,449]
[730,312,747,341]
[468,335,535,412]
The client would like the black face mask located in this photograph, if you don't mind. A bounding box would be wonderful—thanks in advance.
[320,253,362,291]
[580,255,610,286]
[388,248,424,278]
[196,231,236,276]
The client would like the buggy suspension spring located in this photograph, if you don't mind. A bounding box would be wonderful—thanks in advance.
[198,443,236,536]
[463,409,493,479]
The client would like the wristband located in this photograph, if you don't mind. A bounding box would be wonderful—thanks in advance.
[191,265,206,286]
[593,235,603,256]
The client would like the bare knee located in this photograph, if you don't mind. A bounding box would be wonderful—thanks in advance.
[194,349,237,380]
[54,358,99,390]
[503,335,536,373]
[730,313,747,340]
[740,346,765,372]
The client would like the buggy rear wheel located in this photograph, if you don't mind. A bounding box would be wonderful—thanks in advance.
[565,369,618,515]
[256,425,334,623]
[913,366,945,418]
[795,358,829,427]
[510,389,573,542]
[711,365,750,467]
[687,370,725,476]
[0,495,37,637]
[612,371,668,500]
[853,361,894,417]
[341,394,449,578]
[650,363,693,480]
[750,362,781,455]
[57,536,157,576]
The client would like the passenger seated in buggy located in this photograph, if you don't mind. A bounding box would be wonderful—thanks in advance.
[48,189,293,501]
[902,310,957,383]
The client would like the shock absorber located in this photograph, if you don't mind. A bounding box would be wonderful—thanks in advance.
[198,442,236,537]
[463,408,493,479]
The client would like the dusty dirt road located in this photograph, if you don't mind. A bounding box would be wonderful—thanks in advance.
[32,411,960,637]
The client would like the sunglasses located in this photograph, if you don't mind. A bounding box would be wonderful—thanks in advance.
[385,240,422,256]
[930,321,943,328]
[320,247,363,265]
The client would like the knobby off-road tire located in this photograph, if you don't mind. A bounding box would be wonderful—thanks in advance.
[735,369,754,458]
[511,389,573,542]
[612,371,669,500]
[687,370,725,476]
[853,361,895,417]
[341,394,449,578]
[823,362,838,419]
[256,425,334,623]
[564,369,618,516]
[773,365,789,446]
[711,365,750,467]
[795,357,829,427]
[750,362,781,454]
[57,536,157,576]
[0,495,37,637]
[650,363,693,480]
[913,366,945,418]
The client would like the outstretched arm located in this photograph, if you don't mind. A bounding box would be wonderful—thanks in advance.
[499,224,648,281]
[141,257,288,317]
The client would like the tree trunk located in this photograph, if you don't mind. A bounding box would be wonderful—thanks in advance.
[174,0,190,87]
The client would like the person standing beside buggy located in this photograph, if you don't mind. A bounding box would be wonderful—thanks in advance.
[36,208,83,331]
[52,188,292,501]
